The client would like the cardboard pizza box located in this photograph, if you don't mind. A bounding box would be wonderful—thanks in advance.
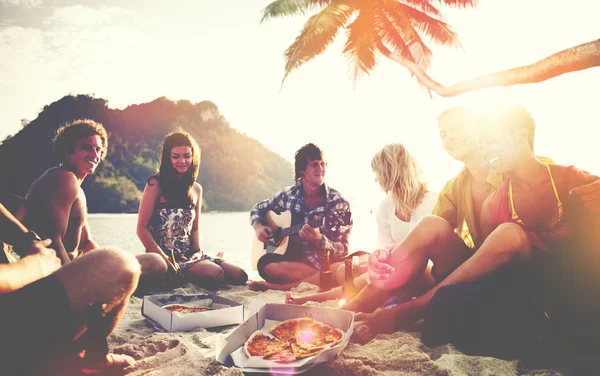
[142,293,244,332]
[215,302,354,374]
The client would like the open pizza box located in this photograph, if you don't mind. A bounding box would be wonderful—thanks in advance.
[142,293,244,332]
[215,301,354,374]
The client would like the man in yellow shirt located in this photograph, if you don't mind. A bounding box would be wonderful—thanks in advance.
[346,107,600,341]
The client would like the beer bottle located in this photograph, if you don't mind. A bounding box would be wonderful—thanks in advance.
[319,249,332,292]
[342,257,358,299]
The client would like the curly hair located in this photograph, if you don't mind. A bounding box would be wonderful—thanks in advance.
[53,119,108,163]
[150,129,200,206]
[294,143,325,181]
[371,143,428,220]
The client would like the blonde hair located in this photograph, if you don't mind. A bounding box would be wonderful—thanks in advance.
[371,143,428,220]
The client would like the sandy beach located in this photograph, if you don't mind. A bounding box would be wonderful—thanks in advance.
[111,279,563,376]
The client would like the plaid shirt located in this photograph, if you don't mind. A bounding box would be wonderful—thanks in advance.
[250,181,352,269]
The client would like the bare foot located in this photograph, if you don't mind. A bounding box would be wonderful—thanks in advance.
[248,280,295,291]
[46,352,135,375]
[352,319,377,344]
[285,292,310,305]
[80,353,136,374]
[216,251,224,258]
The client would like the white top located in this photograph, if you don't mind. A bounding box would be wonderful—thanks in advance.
[376,191,438,249]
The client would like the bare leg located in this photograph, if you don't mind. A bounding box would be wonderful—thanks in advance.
[219,261,248,285]
[185,259,225,290]
[286,273,369,305]
[136,253,168,278]
[344,216,468,312]
[52,247,140,370]
[356,223,533,341]
[249,261,344,292]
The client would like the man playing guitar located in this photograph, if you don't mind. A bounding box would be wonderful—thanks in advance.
[248,143,352,291]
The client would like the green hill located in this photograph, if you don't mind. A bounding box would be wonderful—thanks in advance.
[0,95,293,212]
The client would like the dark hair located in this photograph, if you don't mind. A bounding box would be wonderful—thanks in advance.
[294,143,324,181]
[53,119,108,163]
[150,129,200,206]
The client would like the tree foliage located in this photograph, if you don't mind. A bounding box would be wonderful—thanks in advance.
[262,0,475,85]
[0,95,293,213]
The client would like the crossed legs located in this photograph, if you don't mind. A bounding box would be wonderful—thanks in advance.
[249,259,344,291]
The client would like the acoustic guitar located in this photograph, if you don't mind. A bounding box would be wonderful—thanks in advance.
[250,210,352,270]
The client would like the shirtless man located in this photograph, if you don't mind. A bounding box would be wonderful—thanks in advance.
[23,119,166,276]
[346,107,600,342]
[0,200,138,375]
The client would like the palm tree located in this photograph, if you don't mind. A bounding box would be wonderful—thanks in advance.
[261,0,476,91]
[262,1,599,97]
[410,38,600,97]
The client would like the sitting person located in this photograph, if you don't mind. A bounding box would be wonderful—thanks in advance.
[286,143,436,304]
[137,130,247,290]
[248,143,352,291]
[347,106,600,342]
[419,105,600,369]
[0,200,139,375]
[23,119,166,278]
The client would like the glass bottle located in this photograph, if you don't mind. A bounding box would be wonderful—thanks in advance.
[342,257,358,299]
[319,249,332,292]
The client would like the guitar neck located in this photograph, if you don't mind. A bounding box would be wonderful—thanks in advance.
[281,218,322,237]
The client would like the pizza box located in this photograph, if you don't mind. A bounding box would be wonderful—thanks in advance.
[215,301,354,374]
[142,293,244,332]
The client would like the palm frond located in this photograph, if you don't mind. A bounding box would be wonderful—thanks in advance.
[431,0,478,8]
[381,1,432,68]
[261,0,332,23]
[282,3,356,82]
[398,0,441,16]
[397,3,461,49]
[343,6,379,81]
[374,8,418,64]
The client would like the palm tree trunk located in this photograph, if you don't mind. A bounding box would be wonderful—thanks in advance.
[387,39,600,97]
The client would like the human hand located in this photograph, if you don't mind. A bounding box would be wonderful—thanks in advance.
[190,251,203,261]
[255,224,273,244]
[25,238,61,277]
[570,170,600,212]
[299,216,322,245]
[368,248,395,281]
[161,252,179,273]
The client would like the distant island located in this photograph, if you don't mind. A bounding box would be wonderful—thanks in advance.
[0,95,292,213]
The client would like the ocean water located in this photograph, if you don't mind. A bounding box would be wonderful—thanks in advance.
[88,209,376,272]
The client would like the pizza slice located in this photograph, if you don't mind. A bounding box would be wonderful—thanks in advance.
[243,331,291,358]
[264,348,297,362]
[269,317,307,342]
[290,342,325,359]
[295,327,328,349]
[163,304,210,314]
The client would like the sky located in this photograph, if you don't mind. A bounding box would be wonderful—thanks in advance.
[1,0,600,238]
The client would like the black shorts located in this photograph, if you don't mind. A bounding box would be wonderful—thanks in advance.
[0,274,75,373]
[257,252,316,282]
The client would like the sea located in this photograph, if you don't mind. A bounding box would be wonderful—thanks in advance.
[88,209,377,273]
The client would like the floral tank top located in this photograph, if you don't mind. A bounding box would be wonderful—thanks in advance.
[148,202,196,263]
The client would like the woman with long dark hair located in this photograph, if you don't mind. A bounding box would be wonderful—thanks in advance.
[137,130,247,289]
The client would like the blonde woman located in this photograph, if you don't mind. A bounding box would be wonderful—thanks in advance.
[286,143,436,305]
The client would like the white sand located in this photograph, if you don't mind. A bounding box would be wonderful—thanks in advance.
[111,282,563,376]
